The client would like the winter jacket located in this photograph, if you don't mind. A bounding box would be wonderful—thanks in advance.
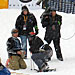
[0,63,11,75]
[41,13,62,43]
[15,12,38,36]
[29,36,44,53]
[6,37,22,57]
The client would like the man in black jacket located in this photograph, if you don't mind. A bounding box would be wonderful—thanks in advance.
[41,8,63,61]
[15,6,38,58]
[6,29,27,70]
[29,35,53,72]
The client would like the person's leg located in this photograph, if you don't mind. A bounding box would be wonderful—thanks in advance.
[19,57,27,69]
[53,38,63,61]
[43,50,53,62]
[28,36,33,46]
[20,35,27,58]
[31,53,46,70]
[8,56,20,70]
[31,51,52,71]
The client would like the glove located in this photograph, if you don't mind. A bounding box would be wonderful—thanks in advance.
[58,21,61,25]
[20,51,26,59]
[54,21,61,25]
[35,30,38,35]
[39,49,45,52]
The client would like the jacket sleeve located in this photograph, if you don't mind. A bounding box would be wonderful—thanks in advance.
[6,38,17,54]
[55,15,62,29]
[31,14,38,35]
[15,15,22,30]
[41,14,50,28]
[58,15,62,26]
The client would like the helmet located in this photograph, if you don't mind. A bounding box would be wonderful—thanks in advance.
[11,29,18,34]
[50,7,56,12]
[42,44,52,51]
[22,5,29,12]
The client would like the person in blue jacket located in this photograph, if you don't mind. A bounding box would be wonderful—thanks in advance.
[0,58,11,75]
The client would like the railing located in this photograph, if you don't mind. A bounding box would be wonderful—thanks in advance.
[48,0,75,14]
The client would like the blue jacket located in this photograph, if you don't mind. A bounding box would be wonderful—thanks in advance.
[0,66,11,75]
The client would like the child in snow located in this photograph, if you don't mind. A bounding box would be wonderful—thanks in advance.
[6,29,27,70]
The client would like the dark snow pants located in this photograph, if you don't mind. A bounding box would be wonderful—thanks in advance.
[31,50,53,69]
[48,38,63,59]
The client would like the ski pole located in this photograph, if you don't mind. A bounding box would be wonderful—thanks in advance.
[30,53,35,70]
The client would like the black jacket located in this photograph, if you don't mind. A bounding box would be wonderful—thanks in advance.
[41,13,62,43]
[7,37,22,57]
[15,12,38,36]
[29,36,44,53]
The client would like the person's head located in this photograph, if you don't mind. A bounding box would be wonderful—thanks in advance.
[11,29,18,37]
[22,6,29,15]
[51,8,56,16]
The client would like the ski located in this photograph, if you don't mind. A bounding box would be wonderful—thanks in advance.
[33,68,56,72]
[11,72,30,75]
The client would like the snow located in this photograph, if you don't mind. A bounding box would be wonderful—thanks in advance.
[0,8,75,75]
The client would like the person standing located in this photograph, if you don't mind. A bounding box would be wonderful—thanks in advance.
[15,6,38,58]
[41,7,63,61]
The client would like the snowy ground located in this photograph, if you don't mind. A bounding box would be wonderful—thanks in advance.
[0,9,75,75]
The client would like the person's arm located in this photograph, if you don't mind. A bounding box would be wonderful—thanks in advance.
[32,14,39,35]
[7,38,18,54]
[41,14,50,28]
[15,15,22,31]
[55,15,62,29]
[58,15,62,26]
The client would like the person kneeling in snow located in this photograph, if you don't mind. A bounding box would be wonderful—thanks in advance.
[6,29,27,70]
[29,34,53,72]
[0,58,11,75]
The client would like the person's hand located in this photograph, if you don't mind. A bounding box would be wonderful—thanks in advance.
[17,51,22,55]
[23,51,26,55]
[52,25,55,30]
[39,49,45,52]
[35,30,38,35]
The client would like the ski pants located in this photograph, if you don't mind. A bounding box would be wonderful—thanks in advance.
[48,38,63,58]
[20,35,33,57]
[31,50,53,69]
[8,56,27,70]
